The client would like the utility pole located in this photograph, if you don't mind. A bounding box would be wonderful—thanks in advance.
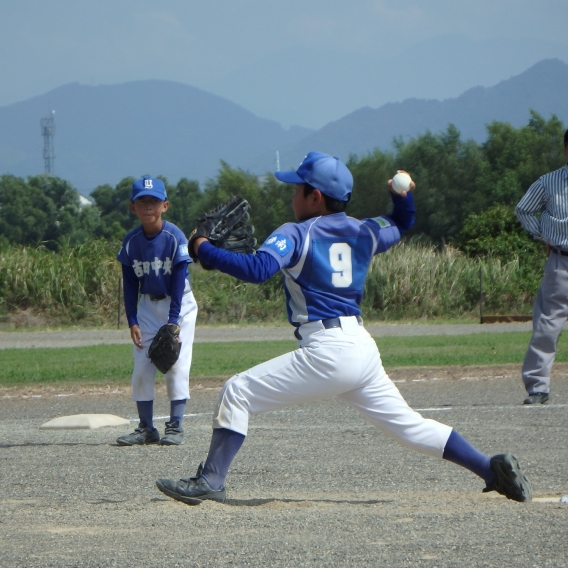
[40,110,56,174]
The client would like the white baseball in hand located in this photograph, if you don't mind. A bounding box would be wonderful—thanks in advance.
[391,172,412,194]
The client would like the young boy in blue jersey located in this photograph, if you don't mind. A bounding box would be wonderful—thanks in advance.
[156,153,532,502]
[115,176,198,446]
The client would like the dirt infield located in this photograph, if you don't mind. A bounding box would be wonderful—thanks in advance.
[1,365,568,567]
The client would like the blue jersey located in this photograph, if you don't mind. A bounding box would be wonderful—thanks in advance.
[117,221,191,296]
[259,212,400,324]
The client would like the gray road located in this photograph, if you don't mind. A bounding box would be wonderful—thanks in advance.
[1,368,567,567]
[0,321,538,349]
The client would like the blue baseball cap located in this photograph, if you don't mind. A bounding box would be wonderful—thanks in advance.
[275,152,353,202]
[131,176,167,201]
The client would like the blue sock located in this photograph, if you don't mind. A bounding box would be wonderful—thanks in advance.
[201,428,246,490]
[443,429,494,485]
[136,400,154,430]
[170,399,187,425]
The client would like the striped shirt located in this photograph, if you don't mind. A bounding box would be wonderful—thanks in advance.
[515,165,568,248]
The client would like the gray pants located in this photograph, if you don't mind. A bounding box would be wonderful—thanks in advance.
[522,251,568,394]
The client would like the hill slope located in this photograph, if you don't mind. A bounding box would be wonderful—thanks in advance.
[2,59,567,194]
[254,59,568,172]
[0,80,312,193]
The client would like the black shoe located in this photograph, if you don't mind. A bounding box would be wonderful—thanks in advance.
[483,454,532,502]
[116,423,160,446]
[156,463,226,505]
[160,420,184,446]
[523,392,549,405]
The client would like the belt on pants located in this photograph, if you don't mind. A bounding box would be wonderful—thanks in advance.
[294,316,363,340]
[550,247,568,257]
[148,294,167,301]
[146,288,192,301]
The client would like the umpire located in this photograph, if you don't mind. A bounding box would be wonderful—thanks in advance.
[515,128,568,404]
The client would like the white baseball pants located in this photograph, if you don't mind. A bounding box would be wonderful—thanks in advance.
[131,288,198,401]
[213,316,452,458]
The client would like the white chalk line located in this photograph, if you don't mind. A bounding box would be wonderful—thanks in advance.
[133,404,568,422]
[416,404,568,412]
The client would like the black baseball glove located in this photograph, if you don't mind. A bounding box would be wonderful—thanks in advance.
[189,195,256,269]
[147,324,181,374]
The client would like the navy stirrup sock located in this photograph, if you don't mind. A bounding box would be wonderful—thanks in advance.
[170,399,187,424]
[201,428,246,490]
[443,429,494,485]
[136,400,154,430]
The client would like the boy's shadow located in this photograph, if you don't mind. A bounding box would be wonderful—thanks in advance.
[224,497,394,507]
[151,496,394,507]
[0,442,109,448]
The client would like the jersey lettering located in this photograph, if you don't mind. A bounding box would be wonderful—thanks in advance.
[132,259,144,277]
[163,257,173,275]
[132,257,172,279]
[263,234,292,257]
[329,243,353,287]
[151,257,163,276]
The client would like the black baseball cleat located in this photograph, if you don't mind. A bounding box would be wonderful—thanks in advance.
[483,453,532,503]
[116,423,160,446]
[160,420,184,445]
[523,392,549,405]
[156,463,226,505]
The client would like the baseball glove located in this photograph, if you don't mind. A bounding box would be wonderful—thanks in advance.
[147,324,181,374]
[189,195,256,269]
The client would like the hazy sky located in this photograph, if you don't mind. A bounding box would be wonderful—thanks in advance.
[2,1,567,128]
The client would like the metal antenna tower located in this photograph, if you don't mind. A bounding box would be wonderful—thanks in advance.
[276,150,280,172]
[40,110,56,174]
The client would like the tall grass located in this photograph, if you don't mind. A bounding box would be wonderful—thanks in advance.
[362,242,542,319]
[0,240,121,325]
[0,240,543,327]
[191,268,286,324]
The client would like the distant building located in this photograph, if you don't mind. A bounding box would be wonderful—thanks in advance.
[78,193,94,208]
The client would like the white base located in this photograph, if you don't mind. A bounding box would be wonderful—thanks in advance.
[40,414,130,430]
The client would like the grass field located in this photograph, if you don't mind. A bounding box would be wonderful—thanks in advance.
[2,331,567,387]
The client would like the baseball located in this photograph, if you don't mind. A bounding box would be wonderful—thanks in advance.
[391,172,412,194]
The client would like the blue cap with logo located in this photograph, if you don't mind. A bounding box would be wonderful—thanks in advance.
[275,151,353,202]
[131,176,167,201]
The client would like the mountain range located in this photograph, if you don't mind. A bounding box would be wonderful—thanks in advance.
[262,58,568,173]
[204,36,567,129]
[0,58,567,195]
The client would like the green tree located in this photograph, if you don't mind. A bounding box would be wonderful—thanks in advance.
[475,111,566,208]
[73,206,104,245]
[28,174,78,210]
[347,150,397,221]
[28,175,99,248]
[392,125,485,241]
[254,175,295,242]
[163,178,203,236]
[458,203,542,260]
[0,174,100,249]
[201,162,262,209]
[0,175,54,246]
[90,177,137,239]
